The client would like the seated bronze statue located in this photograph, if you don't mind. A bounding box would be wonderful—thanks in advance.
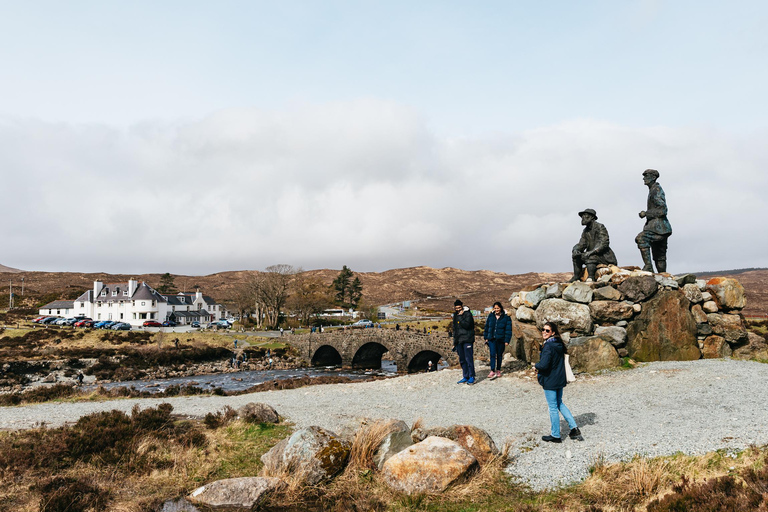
[570,208,617,282]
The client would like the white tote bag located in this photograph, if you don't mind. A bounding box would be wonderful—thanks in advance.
[564,354,576,383]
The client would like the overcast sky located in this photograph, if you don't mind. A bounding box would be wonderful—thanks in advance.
[1,1,766,276]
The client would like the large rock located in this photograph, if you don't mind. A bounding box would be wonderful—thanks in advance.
[682,284,704,304]
[702,301,719,313]
[562,282,594,304]
[546,283,564,299]
[260,426,350,485]
[593,285,622,301]
[568,335,620,372]
[535,299,592,334]
[589,301,635,323]
[676,274,697,286]
[626,290,700,362]
[618,275,658,302]
[370,419,413,470]
[515,306,536,323]
[523,286,547,309]
[238,402,280,424]
[701,335,732,359]
[188,477,283,509]
[732,332,768,360]
[706,278,747,310]
[511,317,541,363]
[691,304,708,324]
[707,313,748,344]
[381,436,477,494]
[410,425,497,466]
[594,326,628,347]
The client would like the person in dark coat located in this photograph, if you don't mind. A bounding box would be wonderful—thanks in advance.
[534,322,580,443]
[635,169,672,273]
[452,299,476,384]
[570,209,617,282]
[483,301,512,380]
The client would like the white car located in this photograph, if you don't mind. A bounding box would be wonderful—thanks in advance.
[352,320,374,327]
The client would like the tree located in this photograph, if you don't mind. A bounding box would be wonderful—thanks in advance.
[157,273,177,294]
[252,264,297,329]
[288,272,333,326]
[332,265,363,308]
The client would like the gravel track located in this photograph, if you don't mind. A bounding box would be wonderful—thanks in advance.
[2,359,767,490]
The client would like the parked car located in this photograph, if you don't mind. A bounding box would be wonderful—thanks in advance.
[83,320,96,328]
[161,320,177,327]
[54,318,68,325]
[143,320,162,327]
[32,316,48,323]
[41,316,60,324]
[352,319,374,327]
[74,318,93,327]
[190,321,201,328]
[93,321,111,329]
[62,318,79,326]
[111,322,131,330]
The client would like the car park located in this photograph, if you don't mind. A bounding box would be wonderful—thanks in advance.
[143,320,162,327]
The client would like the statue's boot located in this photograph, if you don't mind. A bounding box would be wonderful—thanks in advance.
[640,248,654,272]
[569,261,582,282]
[655,259,667,273]
[586,264,598,282]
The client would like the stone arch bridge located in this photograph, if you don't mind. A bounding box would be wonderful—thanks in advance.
[286,329,459,373]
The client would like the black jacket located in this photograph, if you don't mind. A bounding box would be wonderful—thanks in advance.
[535,337,568,390]
[452,307,475,346]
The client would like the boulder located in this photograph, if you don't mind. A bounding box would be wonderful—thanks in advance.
[593,286,622,301]
[535,299,592,334]
[594,326,628,347]
[609,270,632,285]
[515,306,536,323]
[655,275,680,289]
[510,295,523,309]
[701,291,713,302]
[618,275,658,302]
[260,426,350,485]
[702,301,719,313]
[589,301,635,323]
[511,317,541,363]
[701,335,732,359]
[411,424,498,466]
[546,283,564,299]
[706,278,747,310]
[382,436,477,494]
[682,284,704,304]
[697,323,713,336]
[706,313,748,344]
[238,402,280,424]
[562,282,594,304]
[188,477,284,509]
[696,279,707,291]
[524,287,547,309]
[691,304,708,324]
[370,419,413,470]
[675,274,697,286]
[626,290,700,362]
[732,332,768,360]
[568,335,620,372]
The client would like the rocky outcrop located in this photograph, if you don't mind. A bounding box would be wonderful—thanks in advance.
[707,313,748,344]
[261,426,350,485]
[238,402,280,424]
[381,436,477,494]
[188,477,283,509]
[732,332,768,361]
[626,290,700,362]
[568,335,620,372]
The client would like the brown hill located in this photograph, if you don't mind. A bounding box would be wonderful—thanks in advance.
[3,267,766,316]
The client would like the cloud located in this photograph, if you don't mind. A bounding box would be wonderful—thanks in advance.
[0,103,764,275]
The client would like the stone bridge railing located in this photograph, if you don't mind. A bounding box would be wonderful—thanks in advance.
[286,329,458,373]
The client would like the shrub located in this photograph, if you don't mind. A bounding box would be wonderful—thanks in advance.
[37,476,110,512]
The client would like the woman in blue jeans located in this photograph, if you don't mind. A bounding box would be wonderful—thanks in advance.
[534,322,581,443]
[483,301,512,380]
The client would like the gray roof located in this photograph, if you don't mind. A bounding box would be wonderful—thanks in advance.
[74,290,93,302]
[132,283,167,302]
[40,300,75,309]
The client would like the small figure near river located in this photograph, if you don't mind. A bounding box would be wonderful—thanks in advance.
[636,169,672,273]
[570,208,617,282]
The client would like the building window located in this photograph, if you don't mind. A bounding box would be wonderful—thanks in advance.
[141,302,145,306]
[100,291,106,297]
[124,290,129,296]
[150,313,155,319]
[152,300,156,307]
[132,301,135,306]
[97,313,101,320]
[140,313,147,319]
[112,290,117,297]
[120,313,123,319]
[133,313,136,319]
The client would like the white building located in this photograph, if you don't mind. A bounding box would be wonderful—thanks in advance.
[39,280,226,327]
[38,300,76,317]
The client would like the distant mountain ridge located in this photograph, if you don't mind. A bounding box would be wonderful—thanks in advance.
[0,264,23,273]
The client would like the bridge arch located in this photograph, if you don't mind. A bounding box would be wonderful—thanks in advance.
[311,345,343,367]
[407,350,443,373]
[351,342,390,369]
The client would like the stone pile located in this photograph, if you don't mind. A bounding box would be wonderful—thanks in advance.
[508,266,764,372]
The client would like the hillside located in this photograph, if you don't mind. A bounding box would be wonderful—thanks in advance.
[2,266,766,316]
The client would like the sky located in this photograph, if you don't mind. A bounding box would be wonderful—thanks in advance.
[1,0,766,276]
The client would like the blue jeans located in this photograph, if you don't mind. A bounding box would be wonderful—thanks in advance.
[544,388,577,438]
[457,342,475,379]
[487,340,505,371]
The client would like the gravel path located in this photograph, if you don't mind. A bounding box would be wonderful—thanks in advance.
[2,359,767,490]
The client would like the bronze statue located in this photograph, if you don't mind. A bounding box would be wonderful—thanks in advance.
[635,169,672,273]
[570,209,617,282]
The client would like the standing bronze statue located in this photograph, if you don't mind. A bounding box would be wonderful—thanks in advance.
[635,169,672,273]
[570,209,617,282]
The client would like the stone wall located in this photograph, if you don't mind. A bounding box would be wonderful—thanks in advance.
[508,266,757,372]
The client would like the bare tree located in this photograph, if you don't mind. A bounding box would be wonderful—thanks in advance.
[252,264,297,329]
[288,272,333,326]
[230,274,261,328]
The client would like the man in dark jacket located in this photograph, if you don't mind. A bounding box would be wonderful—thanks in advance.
[570,208,618,282]
[635,169,672,273]
[453,299,476,384]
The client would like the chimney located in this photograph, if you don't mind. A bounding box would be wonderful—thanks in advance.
[128,279,138,296]
[94,281,103,297]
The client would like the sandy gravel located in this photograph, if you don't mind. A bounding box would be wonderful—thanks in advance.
[2,359,767,490]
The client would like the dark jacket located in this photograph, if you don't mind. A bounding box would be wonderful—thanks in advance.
[452,307,475,346]
[483,313,512,344]
[572,221,618,265]
[535,337,568,390]
[644,182,672,235]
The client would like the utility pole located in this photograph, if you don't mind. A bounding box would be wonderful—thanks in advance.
[9,280,13,309]
[21,277,24,296]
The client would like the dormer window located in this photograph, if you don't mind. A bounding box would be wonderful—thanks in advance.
[100,291,106,297]
[180,297,185,303]
[124,290,129,296]
[112,290,118,297]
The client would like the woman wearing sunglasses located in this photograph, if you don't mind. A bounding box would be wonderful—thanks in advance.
[534,322,581,443]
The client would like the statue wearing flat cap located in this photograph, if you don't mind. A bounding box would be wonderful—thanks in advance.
[570,209,618,282]
[636,169,672,273]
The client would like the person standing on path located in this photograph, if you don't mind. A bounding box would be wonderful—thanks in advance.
[534,322,581,443]
[452,299,476,384]
[483,301,512,380]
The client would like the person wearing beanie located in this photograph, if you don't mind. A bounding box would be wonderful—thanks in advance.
[452,299,476,384]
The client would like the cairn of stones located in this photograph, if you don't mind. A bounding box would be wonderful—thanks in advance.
[508,266,763,373]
